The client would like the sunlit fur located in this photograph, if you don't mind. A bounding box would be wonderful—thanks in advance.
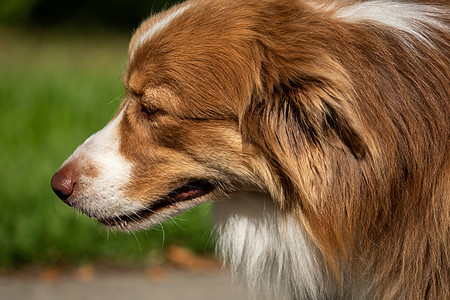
[55,0,449,299]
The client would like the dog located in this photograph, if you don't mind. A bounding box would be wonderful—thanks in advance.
[51,0,449,298]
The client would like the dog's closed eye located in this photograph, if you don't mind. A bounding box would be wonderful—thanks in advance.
[141,102,165,118]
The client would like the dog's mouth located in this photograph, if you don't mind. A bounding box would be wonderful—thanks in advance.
[97,179,215,230]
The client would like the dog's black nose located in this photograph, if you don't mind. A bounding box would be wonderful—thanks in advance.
[51,167,75,203]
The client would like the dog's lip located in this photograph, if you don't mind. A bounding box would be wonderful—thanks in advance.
[97,179,215,228]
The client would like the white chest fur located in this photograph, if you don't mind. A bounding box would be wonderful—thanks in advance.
[212,193,335,299]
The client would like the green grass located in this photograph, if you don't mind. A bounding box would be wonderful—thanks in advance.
[0,29,214,269]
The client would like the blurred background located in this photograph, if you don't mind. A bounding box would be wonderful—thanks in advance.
[0,0,217,275]
[2,0,445,298]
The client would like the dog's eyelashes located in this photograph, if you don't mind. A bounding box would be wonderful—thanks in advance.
[126,91,162,117]
[142,103,158,114]
[128,89,143,99]
[141,103,166,119]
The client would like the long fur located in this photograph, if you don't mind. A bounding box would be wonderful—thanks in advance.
[211,1,449,298]
[214,193,335,299]
[53,0,450,299]
[247,3,448,299]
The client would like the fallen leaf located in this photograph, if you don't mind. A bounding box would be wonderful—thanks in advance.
[146,266,167,282]
[75,265,96,282]
[40,266,62,282]
[166,245,220,271]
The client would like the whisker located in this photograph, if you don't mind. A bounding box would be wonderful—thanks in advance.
[170,218,185,230]
[159,223,166,249]
[106,93,125,119]
[132,231,142,251]
[132,211,144,222]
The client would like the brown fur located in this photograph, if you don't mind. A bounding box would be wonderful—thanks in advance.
[114,0,449,298]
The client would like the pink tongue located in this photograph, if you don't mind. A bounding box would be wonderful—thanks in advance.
[172,189,202,202]
[167,180,215,203]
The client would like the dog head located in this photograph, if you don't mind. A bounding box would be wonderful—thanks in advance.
[51,0,367,233]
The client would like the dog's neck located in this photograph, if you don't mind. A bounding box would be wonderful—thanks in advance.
[213,192,336,299]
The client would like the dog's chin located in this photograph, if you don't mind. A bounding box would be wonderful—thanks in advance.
[96,179,216,232]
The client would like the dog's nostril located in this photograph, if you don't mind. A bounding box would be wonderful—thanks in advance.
[51,171,75,203]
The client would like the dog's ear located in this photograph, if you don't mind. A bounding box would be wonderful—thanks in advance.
[242,76,368,184]
[295,81,368,160]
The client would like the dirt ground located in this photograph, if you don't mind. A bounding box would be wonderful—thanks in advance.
[0,267,249,300]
